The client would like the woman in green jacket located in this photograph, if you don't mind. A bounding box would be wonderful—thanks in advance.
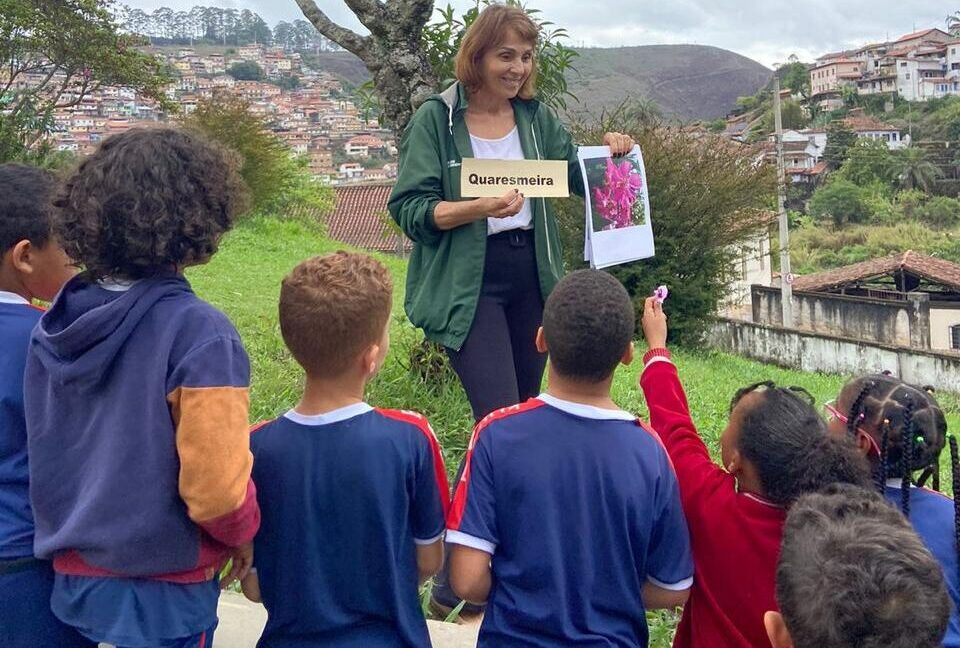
[388,4,634,422]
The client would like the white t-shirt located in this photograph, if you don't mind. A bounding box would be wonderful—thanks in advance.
[469,127,534,235]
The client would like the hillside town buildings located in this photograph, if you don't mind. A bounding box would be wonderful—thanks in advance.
[811,28,960,108]
[13,44,396,185]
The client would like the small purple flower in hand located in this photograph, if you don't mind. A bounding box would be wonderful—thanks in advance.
[653,285,669,304]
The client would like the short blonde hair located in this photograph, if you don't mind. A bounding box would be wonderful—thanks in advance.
[279,252,393,378]
[454,4,539,100]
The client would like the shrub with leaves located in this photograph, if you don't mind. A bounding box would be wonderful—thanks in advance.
[809,178,873,227]
[182,96,332,216]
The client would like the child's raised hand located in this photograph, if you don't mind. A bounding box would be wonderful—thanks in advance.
[642,296,668,350]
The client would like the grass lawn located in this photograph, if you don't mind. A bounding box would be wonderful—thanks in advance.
[189,216,960,645]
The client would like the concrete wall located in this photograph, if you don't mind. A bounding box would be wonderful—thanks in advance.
[710,318,960,393]
[721,234,772,320]
[752,285,931,349]
[931,304,960,350]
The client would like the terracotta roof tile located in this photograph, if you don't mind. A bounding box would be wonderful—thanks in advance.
[793,251,960,292]
[320,184,412,254]
[896,28,948,42]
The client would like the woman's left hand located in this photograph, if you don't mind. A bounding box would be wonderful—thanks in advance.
[603,131,635,156]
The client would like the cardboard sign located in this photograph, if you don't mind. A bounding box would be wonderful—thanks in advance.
[460,158,570,198]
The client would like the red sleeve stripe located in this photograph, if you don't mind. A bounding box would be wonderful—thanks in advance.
[376,408,451,517]
[447,398,547,531]
[249,419,273,434]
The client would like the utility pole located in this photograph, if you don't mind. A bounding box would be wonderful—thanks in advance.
[773,76,794,328]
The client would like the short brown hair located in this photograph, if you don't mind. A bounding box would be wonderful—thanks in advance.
[54,127,248,280]
[279,252,393,378]
[454,4,539,99]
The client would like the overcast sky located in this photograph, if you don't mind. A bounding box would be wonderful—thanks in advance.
[122,0,955,67]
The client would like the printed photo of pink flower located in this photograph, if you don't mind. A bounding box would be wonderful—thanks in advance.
[585,155,647,232]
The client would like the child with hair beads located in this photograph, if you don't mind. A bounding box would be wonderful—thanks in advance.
[638,297,871,648]
[829,375,959,646]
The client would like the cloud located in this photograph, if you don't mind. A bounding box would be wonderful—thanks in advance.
[122,0,953,66]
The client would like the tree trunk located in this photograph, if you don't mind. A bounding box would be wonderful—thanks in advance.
[294,0,436,133]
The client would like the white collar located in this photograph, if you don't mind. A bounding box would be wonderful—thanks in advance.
[0,290,29,305]
[537,393,636,422]
[98,277,140,292]
[283,402,373,426]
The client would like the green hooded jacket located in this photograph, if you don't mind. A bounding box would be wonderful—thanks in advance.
[388,82,584,351]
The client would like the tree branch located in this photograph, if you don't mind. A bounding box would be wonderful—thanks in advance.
[293,0,370,58]
[386,0,434,32]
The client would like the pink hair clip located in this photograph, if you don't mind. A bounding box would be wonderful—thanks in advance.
[653,285,669,304]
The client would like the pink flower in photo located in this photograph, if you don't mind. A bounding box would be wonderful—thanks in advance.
[653,285,669,303]
[595,157,643,230]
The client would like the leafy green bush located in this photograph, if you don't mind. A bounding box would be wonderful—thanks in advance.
[916,196,960,229]
[809,179,873,227]
[835,139,893,188]
[182,96,332,216]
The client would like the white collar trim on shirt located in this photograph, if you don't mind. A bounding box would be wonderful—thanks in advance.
[98,277,140,292]
[283,402,373,426]
[0,290,29,305]
[537,393,636,422]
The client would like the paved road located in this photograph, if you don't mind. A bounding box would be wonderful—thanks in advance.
[211,591,480,648]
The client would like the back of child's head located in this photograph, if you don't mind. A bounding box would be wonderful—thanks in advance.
[279,251,392,379]
[542,269,634,383]
[54,127,248,281]
[776,484,949,648]
[0,163,56,255]
[838,374,947,490]
[729,382,871,506]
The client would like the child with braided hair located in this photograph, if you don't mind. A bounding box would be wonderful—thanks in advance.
[829,374,959,647]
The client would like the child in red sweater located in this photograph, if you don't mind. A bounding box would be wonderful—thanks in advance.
[638,297,870,648]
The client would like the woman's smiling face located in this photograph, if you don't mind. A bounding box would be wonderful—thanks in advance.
[478,29,534,101]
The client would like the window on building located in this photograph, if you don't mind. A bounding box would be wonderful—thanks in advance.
[952,325,960,350]
[901,62,908,67]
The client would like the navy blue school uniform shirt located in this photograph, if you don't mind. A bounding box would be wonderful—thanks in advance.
[886,481,960,647]
[447,394,694,648]
[0,292,43,559]
[250,403,449,648]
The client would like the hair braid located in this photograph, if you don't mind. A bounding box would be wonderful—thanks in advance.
[846,382,873,440]
[878,422,891,492]
[900,396,915,517]
[949,436,960,585]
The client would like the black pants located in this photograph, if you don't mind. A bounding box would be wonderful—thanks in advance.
[445,228,547,423]
[433,229,546,611]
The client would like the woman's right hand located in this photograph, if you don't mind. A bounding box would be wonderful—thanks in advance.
[433,189,526,230]
[483,189,525,219]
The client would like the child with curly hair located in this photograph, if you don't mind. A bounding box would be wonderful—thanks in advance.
[24,128,260,648]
